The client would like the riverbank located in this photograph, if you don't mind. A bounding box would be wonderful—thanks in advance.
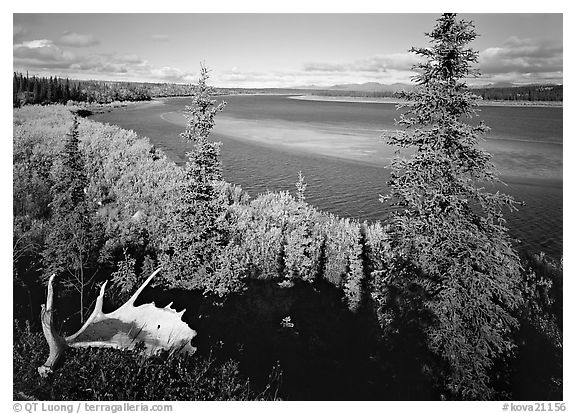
[288,95,563,108]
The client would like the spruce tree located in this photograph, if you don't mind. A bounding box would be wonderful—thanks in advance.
[33,80,41,104]
[13,72,20,107]
[159,65,227,290]
[379,13,523,399]
[43,117,99,322]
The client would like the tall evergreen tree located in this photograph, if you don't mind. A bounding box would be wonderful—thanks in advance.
[378,13,523,399]
[39,78,48,103]
[43,117,99,323]
[33,80,41,104]
[159,65,228,290]
[13,72,20,107]
[46,76,54,102]
[64,78,71,102]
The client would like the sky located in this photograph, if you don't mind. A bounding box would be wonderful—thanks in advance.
[12,13,563,88]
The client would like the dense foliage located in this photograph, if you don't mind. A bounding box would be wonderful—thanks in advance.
[12,72,313,107]
[13,322,280,401]
[310,84,562,102]
[473,84,562,102]
[13,100,562,401]
[13,72,151,107]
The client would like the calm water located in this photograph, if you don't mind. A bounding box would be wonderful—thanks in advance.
[92,95,563,258]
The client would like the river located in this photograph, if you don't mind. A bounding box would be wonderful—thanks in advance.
[91,95,563,259]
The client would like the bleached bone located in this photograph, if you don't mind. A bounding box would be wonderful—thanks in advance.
[38,268,196,377]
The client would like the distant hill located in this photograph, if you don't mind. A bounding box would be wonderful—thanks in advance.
[312,81,562,92]
[473,81,517,89]
[296,82,414,99]
[292,84,326,90]
[301,81,562,102]
[294,82,414,93]
[329,82,413,93]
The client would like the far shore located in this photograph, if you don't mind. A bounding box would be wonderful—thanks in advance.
[288,95,563,108]
[110,94,562,109]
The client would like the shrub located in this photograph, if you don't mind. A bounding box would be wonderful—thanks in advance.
[13,321,281,401]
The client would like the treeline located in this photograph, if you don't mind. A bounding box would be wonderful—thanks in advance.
[13,72,151,107]
[310,89,399,98]
[13,71,564,108]
[307,85,563,102]
[12,72,313,107]
[14,72,84,106]
[215,87,311,95]
[473,84,563,102]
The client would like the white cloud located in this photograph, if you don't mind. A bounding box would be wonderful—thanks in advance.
[13,24,28,43]
[303,53,421,74]
[14,39,77,69]
[214,66,416,88]
[58,31,100,47]
[478,37,563,84]
[13,38,195,83]
[150,34,170,42]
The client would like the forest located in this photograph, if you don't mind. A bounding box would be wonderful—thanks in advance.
[308,84,563,101]
[13,14,562,401]
[472,84,563,102]
[13,72,152,106]
[13,72,315,108]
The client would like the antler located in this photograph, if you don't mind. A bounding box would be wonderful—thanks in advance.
[38,268,196,377]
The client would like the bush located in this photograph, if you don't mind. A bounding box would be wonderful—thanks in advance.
[13,321,281,400]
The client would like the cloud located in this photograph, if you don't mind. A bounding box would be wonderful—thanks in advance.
[58,31,100,47]
[303,53,421,74]
[479,37,563,83]
[292,52,425,87]
[13,38,195,83]
[149,66,196,83]
[14,39,77,69]
[150,34,170,42]
[13,24,28,43]
[214,66,415,89]
[298,39,564,87]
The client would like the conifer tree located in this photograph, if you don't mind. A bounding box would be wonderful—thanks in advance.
[13,72,20,107]
[33,80,41,104]
[159,65,228,290]
[43,117,99,322]
[379,13,523,399]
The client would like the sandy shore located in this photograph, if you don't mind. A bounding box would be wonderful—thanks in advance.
[156,109,561,181]
[288,95,403,105]
[158,110,398,168]
[288,95,563,108]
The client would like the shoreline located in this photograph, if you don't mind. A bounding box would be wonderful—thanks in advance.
[87,102,562,259]
[151,93,562,109]
[288,95,563,108]
[90,107,562,191]
[151,109,562,184]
